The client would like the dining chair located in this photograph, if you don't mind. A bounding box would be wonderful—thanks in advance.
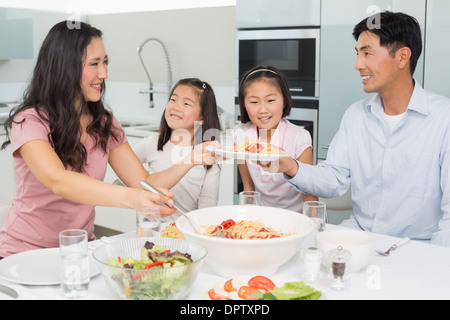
[0,202,11,229]
[319,189,353,225]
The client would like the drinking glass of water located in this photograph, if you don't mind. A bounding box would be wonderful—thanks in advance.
[239,191,261,205]
[136,208,161,237]
[303,201,327,232]
[59,229,89,299]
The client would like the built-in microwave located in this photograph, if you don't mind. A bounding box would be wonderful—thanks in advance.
[236,27,320,98]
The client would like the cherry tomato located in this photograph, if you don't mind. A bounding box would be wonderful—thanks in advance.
[208,289,232,300]
[237,286,259,300]
[224,279,236,292]
[248,276,276,292]
[221,219,236,229]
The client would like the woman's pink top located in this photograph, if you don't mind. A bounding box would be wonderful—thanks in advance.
[233,119,312,213]
[0,108,126,257]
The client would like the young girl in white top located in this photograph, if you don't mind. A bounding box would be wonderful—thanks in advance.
[234,65,318,213]
[133,78,222,220]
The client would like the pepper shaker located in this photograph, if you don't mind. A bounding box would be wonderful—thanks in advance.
[328,246,351,291]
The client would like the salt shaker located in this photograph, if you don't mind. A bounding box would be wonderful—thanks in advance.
[328,246,351,291]
[301,247,323,282]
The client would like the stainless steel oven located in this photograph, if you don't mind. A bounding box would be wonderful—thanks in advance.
[236,27,320,98]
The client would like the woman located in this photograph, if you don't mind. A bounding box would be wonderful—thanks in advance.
[0,21,182,257]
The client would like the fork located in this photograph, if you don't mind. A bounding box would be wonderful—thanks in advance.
[376,237,410,256]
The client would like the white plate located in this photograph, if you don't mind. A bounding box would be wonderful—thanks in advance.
[0,248,100,285]
[206,146,292,161]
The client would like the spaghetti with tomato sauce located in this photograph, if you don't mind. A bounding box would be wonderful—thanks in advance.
[201,219,286,239]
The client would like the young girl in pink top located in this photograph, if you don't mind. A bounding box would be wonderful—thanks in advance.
[0,21,218,258]
[234,65,318,213]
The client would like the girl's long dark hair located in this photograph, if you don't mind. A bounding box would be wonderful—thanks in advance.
[1,21,120,172]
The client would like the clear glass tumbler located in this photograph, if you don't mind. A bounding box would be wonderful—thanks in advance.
[303,201,327,232]
[136,207,161,237]
[59,229,89,299]
[239,191,261,205]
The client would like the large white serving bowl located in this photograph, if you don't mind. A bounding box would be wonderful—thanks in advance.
[315,229,374,273]
[176,205,314,278]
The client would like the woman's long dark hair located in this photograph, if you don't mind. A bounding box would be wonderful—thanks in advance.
[1,21,120,172]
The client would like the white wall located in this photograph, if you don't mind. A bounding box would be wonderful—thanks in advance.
[0,11,69,101]
[0,6,236,118]
[88,6,236,117]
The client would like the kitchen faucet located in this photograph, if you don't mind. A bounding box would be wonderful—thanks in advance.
[137,38,172,108]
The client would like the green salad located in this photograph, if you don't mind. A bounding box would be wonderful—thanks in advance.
[106,241,193,300]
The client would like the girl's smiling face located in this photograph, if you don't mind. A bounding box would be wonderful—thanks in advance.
[165,84,203,135]
[244,79,285,132]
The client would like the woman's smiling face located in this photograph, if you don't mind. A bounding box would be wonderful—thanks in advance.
[244,79,285,131]
[81,37,108,103]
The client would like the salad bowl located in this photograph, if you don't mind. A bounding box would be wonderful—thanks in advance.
[92,237,207,300]
[176,205,314,278]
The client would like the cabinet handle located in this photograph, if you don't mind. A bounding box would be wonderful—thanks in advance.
[289,88,303,92]
[321,145,329,150]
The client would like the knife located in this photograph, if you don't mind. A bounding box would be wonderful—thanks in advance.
[0,284,18,299]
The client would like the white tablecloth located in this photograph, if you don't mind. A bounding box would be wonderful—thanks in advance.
[1,224,449,300]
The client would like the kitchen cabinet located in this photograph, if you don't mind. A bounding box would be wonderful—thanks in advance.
[94,135,148,233]
[318,0,426,160]
[236,0,320,29]
[0,136,15,204]
[423,0,450,97]
[0,8,33,59]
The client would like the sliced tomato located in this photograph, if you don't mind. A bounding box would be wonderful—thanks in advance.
[248,276,276,292]
[208,289,232,300]
[237,286,259,300]
[224,279,236,292]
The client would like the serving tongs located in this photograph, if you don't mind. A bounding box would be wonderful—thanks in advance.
[139,181,207,235]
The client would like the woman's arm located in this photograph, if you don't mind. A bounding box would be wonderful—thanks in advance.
[142,140,223,190]
[19,139,176,215]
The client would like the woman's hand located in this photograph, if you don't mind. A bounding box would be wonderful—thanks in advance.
[134,188,178,217]
[189,141,224,165]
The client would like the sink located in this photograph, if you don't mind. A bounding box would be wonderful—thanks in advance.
[123,123,160,137]
[130,124,160,131]
[119,120,153,128]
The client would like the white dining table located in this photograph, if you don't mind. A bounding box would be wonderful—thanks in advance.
[1,224,449,301]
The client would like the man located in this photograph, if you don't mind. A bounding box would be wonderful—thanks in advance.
[277,11,450,246]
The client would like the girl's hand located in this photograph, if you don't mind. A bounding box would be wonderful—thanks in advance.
[190,141,224,165]
[135,188,178,217]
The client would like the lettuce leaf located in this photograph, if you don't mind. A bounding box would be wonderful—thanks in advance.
[254,281,321,300]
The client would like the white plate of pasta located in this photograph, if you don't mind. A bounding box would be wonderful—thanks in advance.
[175,205,314,278]
[206,140,292,161]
